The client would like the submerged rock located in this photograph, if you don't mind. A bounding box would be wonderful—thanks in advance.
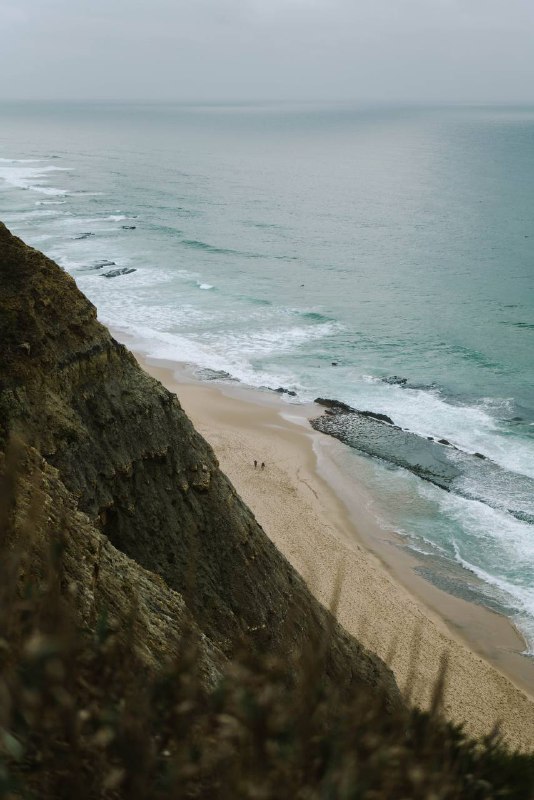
[83,259,116,270]
[311,409,462,492]
[102,267,137,278]
[382,375,408,386]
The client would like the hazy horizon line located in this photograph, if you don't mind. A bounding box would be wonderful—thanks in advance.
[1,97,534,108]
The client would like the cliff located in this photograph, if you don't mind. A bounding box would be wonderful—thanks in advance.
[0,221,398,704]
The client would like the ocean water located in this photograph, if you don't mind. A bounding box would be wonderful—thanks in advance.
[1,102,533,650]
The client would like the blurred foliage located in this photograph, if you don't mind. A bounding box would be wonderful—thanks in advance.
[1,441,533,800]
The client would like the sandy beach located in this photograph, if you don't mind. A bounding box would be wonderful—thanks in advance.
[137,352,534,750]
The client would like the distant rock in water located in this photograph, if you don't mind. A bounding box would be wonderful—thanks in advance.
[275,386,297,397]
[102,267,136,278]
[74,232,95,239]
[82,259,116,271]
[121,225,136,230]
[382,375,408,386]
[513,510,534,525]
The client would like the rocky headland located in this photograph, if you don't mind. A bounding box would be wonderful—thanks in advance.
[0,220,397,701]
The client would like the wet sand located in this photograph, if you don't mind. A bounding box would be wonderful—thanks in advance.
[137,352,534,750]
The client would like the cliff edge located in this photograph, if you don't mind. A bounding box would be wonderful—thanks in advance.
[0,221,398,704]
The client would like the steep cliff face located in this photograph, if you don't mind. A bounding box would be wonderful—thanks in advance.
[1,440,225,684]
[0,221,398,702]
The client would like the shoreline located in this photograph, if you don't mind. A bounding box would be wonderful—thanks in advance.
[130,345,534,749]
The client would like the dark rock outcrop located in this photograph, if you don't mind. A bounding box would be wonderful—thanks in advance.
[0,221,399,706]
[382,375,407,386]
[359,409,395,425]
[82,259,116,271]
[101,267,136,278]
[315,398,395,425]
[315,397,355,414]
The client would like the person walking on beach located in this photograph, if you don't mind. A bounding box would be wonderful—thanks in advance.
[254,459,257,469]
[261,462,265,470]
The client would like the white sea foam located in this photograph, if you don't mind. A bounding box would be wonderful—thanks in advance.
[47,216,104,230]
[443,493,534,564]
[350,380,534,481]
[111,323,251,379]
[211,322,338,359]
[419,490,534,652]
[197,282,214,290]
[0,162,71,196]
[97,316,299,391]
[452,540,534,654]
[29,186,69,196]
[5,209,62,221]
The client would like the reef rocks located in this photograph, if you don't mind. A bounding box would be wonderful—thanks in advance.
[82,259,116,271]
[311,398,534,523]
[315,398,394,425]
[382,375,408,386]
[102,267,137,278]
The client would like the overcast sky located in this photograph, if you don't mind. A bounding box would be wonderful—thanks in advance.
[1,0,533,103]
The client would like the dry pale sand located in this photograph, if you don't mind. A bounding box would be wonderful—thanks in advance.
[140,354,534,751]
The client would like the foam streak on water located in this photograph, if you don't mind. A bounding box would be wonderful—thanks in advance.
[0,102,533,649]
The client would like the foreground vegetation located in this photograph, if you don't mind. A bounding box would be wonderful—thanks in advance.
[1,455,534,799]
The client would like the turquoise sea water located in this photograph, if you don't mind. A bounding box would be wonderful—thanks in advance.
[1,102,533,648]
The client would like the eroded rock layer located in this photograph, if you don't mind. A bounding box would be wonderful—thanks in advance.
[0,221,398,703]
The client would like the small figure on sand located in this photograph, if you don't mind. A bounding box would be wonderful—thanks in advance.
[261,462,265,470]
[254,459,257,469]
